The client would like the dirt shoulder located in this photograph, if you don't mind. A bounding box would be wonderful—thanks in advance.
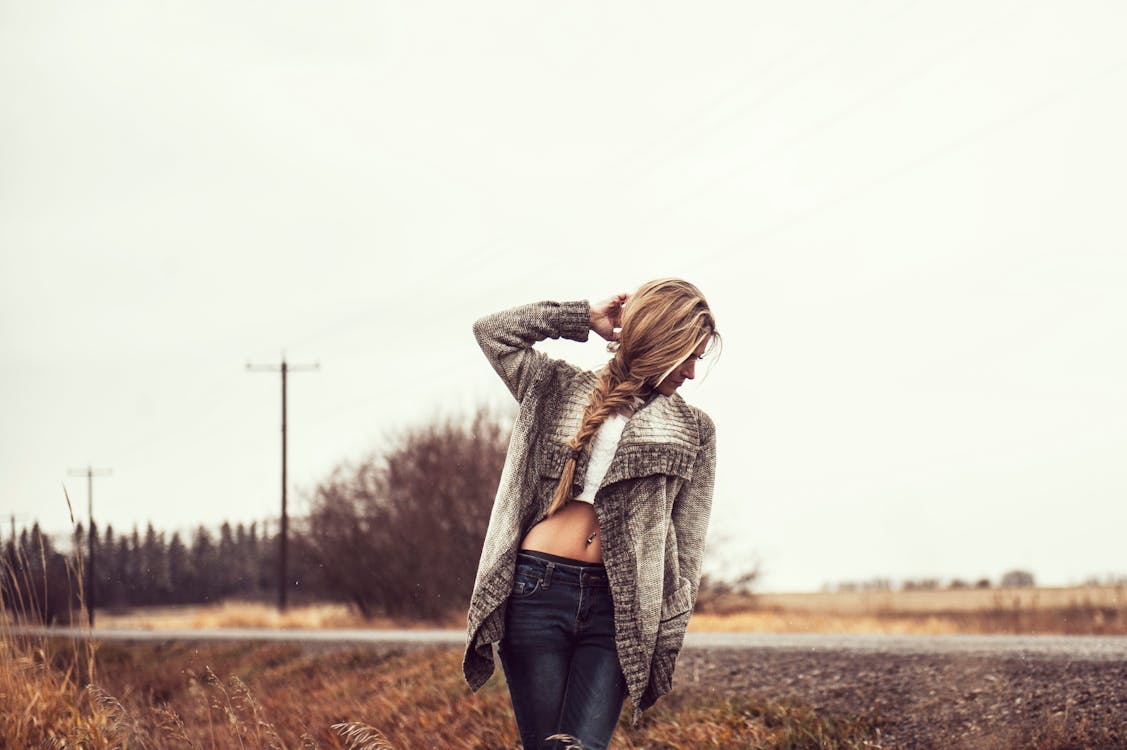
[673,646,1127,749]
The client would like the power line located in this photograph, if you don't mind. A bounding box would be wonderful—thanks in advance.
[247,355,319,613]
[66,465,111,626]
[603,0,896,185]
[693,53,1127,269]
[273,7,895,358]
[638,0,1026,228]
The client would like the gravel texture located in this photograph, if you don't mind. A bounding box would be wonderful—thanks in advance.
[673,645,1127,749]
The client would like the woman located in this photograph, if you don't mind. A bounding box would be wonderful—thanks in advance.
[463,279,719,750]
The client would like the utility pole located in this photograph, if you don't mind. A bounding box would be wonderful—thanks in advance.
[247,354,318,612]
[66,465,111,626]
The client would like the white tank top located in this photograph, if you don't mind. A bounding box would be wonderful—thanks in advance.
[574,397,644,503]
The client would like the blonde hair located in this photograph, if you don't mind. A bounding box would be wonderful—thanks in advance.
[547,278,718,516]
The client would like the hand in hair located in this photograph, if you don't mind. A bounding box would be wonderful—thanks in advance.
[589,293,629,342]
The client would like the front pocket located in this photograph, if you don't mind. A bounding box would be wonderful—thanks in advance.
[510,573,543,599]
[660,577,694,622]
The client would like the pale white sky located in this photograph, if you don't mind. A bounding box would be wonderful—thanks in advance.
[2,1,1125,592]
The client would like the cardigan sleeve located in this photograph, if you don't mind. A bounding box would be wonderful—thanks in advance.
[472,300,592,402]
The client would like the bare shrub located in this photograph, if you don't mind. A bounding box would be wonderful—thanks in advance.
[301,407,510,621]
[1001,569,1036,588]
[902,578,941,592]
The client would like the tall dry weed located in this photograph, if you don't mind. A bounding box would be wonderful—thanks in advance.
[231,674,285,750]
[0,493,113,748]
[332,721,396,750]
[86,684,148,747]
[151,702,196,748]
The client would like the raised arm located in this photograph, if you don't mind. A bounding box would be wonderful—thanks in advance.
[472,300,593,401]
[472,294,630,401]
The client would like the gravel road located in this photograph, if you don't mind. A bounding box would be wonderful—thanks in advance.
[18,626,1127,660]
[676,637,1127,749]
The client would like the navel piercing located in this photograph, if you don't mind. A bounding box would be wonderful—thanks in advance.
[586,530,598,546]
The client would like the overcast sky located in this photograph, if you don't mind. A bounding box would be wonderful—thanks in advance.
[3,1,1125,592]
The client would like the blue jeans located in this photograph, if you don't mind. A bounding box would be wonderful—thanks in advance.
[498,551,628,750]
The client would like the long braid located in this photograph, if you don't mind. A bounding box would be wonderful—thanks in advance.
[547,357,648,516]
[547,278,719,516]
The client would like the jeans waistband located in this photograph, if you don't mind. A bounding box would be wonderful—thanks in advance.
[516,550,609,587]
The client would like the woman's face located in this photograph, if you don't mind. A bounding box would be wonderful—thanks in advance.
[654,339,708,396]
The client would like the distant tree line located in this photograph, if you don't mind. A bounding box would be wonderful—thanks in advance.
[1,519,310,623]
[72,520,289,607]
[1,523,75,624]
[826,569,1044,593]
[3,407,512,624]
[11,396,1125,627]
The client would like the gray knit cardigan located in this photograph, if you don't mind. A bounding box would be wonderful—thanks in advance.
[462,299,717,721]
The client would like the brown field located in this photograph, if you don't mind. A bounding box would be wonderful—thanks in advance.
[750,584,1127,614]
[691,584,1127,636]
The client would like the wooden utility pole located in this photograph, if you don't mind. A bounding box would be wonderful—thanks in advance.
[66,465,111,626]
[247,355,318,612]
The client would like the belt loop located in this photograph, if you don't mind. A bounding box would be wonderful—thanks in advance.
[542,562,555,589]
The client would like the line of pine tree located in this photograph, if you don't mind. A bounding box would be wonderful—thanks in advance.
[2,520,323,622]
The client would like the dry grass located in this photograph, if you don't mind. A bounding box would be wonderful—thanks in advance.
[0,504,115,748]
[4,639,885,749]
[95,600,465,631]
[688,610,965,635]
[0,634,107,748]
[693,584,1127,636]
[751,584,1127,615]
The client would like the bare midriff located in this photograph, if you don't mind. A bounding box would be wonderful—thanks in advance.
[519,500,603,564]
